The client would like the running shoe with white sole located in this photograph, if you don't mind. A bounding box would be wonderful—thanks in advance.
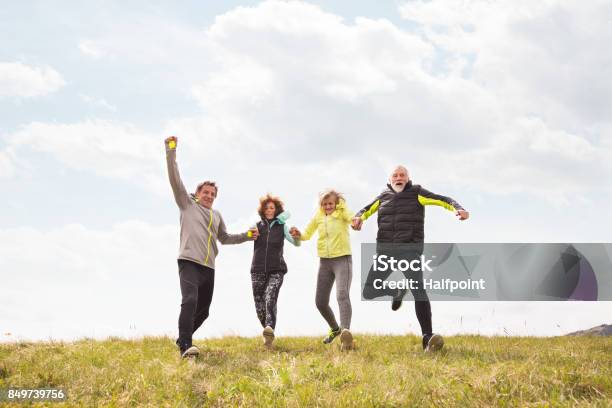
[263,326,275,349]
[423,333,444,353]
[340,328,354,351]
[181,345,200,359]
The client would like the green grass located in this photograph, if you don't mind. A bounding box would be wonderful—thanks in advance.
[1,335,610,407]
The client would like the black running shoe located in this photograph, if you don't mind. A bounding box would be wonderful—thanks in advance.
[176,338,199,358]
[423,333,444,353]
[181,345,200,358]
[391,289,407,311]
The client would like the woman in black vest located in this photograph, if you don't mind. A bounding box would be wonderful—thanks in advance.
[250,194,300,349]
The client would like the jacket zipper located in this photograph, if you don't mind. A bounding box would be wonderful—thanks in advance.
[264,219,271,274]
[324,215,331,258]
[204,208,213,266]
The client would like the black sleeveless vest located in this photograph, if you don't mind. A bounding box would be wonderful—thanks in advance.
[251,218,288,274]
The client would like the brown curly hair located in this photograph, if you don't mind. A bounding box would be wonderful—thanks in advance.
[257,194,284,219]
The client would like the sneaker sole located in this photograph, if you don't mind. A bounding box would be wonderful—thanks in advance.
[181,346,200,358]
[340,330,354,351]
[263,327,275,349]
[425,334,444,353]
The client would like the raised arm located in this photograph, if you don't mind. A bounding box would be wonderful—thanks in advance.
[217,214,251,245]
[165,137,190,210]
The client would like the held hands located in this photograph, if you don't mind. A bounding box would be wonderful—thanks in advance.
[351,217,363,231]
[165,136,177,149]
[289,227,301,239]
[456,210,470,221]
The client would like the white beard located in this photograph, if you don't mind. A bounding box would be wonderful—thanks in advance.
[391,183,405,193]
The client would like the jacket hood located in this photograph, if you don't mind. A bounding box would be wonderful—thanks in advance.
[261,211,291,225]
[319,198,348,218]
[277,211,290,224]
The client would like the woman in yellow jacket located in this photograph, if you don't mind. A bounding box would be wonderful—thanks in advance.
[291,189,354,350]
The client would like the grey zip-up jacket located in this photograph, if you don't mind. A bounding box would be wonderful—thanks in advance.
[166,146,249,269]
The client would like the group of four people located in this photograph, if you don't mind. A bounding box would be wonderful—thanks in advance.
[164,136,469,358]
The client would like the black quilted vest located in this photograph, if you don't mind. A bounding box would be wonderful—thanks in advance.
[376,181,426,243]
[251,218,288,274]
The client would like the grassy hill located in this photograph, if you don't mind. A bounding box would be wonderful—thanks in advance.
[1,335,610,407]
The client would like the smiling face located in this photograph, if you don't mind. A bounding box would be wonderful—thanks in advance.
[389,166,410,192]
[321,195,338,215]
[196,185,217,209]
[264,201,276,220]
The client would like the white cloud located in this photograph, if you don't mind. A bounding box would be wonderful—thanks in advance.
[79,94,117,112]
[398,0,612,125]
[182,0,611,202]
[76,17,209,70]
[0,62,65,98]
[6,120,167,193]
[78,39,106,59]
[0,149,16,178]
[3,0,611,206]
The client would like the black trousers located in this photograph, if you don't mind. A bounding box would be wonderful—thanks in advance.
[362,248,432,336]
[177,259,215,348]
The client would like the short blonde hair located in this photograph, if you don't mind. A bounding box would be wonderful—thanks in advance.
[319,189,344,206]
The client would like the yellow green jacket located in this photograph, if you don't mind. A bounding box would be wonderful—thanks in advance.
[300,199,353,258]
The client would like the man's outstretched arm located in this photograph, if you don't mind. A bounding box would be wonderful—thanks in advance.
[165,136,190,210]
[217,214,254,245]
[418,187,469,220]
[352,193,382,230]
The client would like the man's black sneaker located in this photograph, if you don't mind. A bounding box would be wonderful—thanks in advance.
[181,345,200,358]
[323,327,341,344]
[391,289,407,311]
[423,333,444,353]
[176,338,199,358]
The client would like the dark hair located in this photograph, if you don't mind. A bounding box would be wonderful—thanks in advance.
[196,181,218,196]
[257,194,284,218]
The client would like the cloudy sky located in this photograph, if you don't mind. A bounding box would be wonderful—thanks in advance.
[1,0,610,342]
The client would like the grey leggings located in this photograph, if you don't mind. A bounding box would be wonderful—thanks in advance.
[315,255,352,330]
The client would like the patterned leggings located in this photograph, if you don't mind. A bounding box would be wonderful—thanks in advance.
[251,272,284,329]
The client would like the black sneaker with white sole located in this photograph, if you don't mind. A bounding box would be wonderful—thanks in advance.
[181,345,200,358]
[423,333,444,353]
[176,338,200,358]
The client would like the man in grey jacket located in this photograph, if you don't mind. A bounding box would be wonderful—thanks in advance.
[165,136,258,358]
